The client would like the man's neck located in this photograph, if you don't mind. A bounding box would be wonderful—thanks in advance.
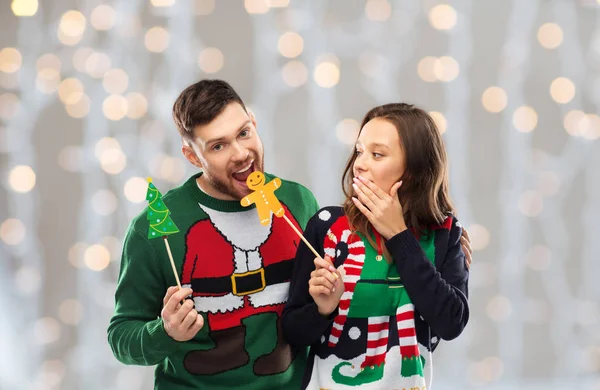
[196,175,237,201]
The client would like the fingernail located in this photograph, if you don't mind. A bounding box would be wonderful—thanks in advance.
[352,183,358,189]
[332,287,336,292]
[329,266,336,272]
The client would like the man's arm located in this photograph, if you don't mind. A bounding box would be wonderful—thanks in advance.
[107,227,181,366]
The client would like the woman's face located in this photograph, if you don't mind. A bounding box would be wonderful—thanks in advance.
[353,118,406,195]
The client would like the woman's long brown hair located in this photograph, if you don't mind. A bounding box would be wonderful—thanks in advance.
[342,103,455,261]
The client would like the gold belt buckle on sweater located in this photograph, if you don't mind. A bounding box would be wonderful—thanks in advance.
[231,268,266,296]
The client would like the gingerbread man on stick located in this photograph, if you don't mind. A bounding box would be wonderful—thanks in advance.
[240,172,332,274]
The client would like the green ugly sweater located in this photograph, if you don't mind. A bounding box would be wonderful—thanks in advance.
[108,172,319,389]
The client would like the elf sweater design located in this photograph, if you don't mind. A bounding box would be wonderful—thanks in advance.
[282,206,470,390]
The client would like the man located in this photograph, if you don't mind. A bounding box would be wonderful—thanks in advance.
[107,79,473,389]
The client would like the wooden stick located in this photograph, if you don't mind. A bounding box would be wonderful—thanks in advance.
[282,214,321,259]
[282,214,338,279]
[283,214,338,279]
[163,236,182,289]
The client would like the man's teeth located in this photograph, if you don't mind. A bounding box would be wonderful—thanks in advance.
[235,162,253,174]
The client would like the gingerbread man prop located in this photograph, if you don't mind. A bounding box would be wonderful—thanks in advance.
[240,172,285,226]
[241,173,333,273]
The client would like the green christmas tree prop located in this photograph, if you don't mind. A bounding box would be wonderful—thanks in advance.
[146,177,182,288]
[146,179,179,238]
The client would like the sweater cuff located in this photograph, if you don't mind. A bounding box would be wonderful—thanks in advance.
[316,303,339,321]
[307,302,336,328]
[385,229,423,267]
[326,306,339,320]
[147,317,181,356]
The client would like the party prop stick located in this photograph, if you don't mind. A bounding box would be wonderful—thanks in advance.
[240,172,337,278]
[146,178,182,288]
[282,214,321,259]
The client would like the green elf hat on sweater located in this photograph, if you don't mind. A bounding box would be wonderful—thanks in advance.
[146,178,179,239]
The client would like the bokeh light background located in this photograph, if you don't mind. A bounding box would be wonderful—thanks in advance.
[1,0,599,389]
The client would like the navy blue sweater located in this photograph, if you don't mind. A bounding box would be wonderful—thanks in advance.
[282,206,469,389]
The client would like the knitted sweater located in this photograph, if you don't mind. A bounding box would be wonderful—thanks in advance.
[282,206,469,390]
[108,173,319,390]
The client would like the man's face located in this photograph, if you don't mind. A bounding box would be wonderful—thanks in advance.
[182,103,265,201]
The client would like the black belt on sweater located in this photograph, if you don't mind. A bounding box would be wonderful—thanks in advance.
[191,260,293,296]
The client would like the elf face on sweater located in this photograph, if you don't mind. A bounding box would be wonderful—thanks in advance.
[182,102,265,201]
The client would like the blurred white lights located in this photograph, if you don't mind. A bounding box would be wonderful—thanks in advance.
[9,165,36,193]
[278,32,304,58]
[124,177,148,203]
[550,77,575,104]
[84,244,111,271]
[466,224,490,251]
[365,0,391,22]
[282,61,308,87]
[513,106,538,133]
[429,4,457,30]
[59,299,84,325]
[145,27,170,53]
[314,59,340,88]
[91,4,116,30]
[1,218,26,245]
[429,111,447,134]
[335,119,360,145]
[0,48,22,73]
[538,23,563,49]
[482,86,508,113]
[198,48,224,73]
[11,0,39,16]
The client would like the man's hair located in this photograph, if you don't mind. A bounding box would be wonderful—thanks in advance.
[172,79,247,142]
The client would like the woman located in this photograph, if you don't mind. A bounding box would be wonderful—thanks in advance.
[282,103,470,389]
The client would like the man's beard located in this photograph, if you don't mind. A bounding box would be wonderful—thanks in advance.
[203,157,265,200]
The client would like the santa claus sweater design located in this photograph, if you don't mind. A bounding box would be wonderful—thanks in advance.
[108,173,319,390]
